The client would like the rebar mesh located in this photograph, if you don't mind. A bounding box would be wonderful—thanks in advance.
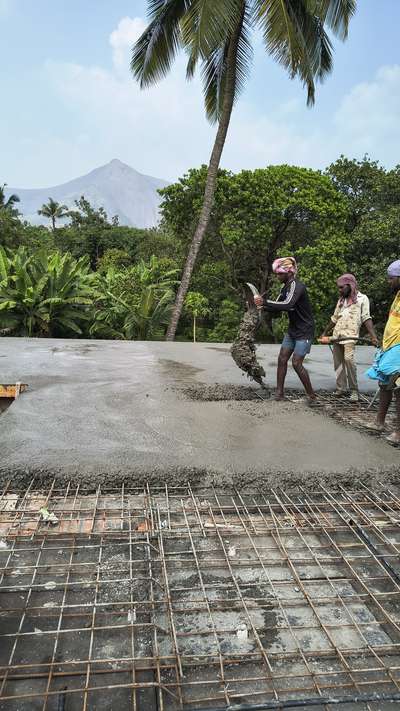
[1,482,400,709]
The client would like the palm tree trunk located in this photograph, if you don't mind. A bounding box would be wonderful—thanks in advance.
[52,215,56,231]
[166,9,245,341]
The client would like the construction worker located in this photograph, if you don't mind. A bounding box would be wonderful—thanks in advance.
[319,274,378,402]
[366,260,400,444]
[254,256,317,404]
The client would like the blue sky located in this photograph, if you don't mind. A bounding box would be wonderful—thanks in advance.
[1,0,400,187]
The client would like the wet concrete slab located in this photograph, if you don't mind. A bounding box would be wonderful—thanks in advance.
[0,338,398,484]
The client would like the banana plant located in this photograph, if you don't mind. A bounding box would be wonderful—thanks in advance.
[0,247,94,336]
[90,256,179,340]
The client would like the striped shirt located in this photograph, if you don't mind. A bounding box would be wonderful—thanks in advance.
[263,279,315,340]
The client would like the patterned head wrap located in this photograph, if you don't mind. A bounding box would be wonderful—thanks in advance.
[337,273,358,306]
[387,260,400,278]
[272,257,297,276]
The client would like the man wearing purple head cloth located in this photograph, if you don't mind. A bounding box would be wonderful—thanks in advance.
[254,256,317,404]
[320,274,378,402]
[366,260,400,444]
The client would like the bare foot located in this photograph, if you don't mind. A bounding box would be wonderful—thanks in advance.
[307,397,322,408]
[365,422,386,432]
[274,392,285,401]
[386,432,400,445]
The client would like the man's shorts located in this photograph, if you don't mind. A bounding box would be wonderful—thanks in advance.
[281,334,312,357]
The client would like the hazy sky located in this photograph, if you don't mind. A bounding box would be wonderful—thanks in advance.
[2,0,400,187]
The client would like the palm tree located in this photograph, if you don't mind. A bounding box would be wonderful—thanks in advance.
[132,0,356,340]
[38,197,69,231]
[0,184,20,211]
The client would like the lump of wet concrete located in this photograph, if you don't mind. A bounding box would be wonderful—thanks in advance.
[230,309,267,388]
[183,384,264,401]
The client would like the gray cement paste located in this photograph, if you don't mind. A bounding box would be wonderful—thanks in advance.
[230,310,267,388]
[0,338,399,491]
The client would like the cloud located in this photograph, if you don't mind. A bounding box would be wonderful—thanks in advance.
[334,65,400,160]
[226,64,400,173]
[109,16,146,72]
[37,16,400,184]
[45,16,215,181]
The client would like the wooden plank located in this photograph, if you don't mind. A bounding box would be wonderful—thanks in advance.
[0,384,28,398]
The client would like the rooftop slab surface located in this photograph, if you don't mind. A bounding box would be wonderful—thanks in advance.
[0,339,398,486]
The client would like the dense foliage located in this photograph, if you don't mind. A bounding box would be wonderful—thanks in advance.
[1,157,399,341]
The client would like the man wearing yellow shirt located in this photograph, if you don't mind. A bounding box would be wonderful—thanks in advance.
[367,260,400,444]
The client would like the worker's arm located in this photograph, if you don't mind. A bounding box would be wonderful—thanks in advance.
[260,280,304,312]
[363,318,379,346]
[361,297,379,346]
[321,320,335,337]
[320,301,340,339]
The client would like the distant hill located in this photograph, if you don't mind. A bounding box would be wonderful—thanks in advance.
[6,159,169,228]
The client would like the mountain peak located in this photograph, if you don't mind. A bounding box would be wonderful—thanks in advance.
[100,158,135,175]
[108,158,127,168]
[7,160,170,228]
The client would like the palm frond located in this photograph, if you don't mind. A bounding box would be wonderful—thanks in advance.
[202,5,252,122]
[5,194,20,208]
[256,0,333,105]
[182,0,245,79]
[131,0,188,87]
[313,0,356,40]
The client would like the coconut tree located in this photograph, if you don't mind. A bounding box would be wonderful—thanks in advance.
[0,184,20,211]
[132,0,356,340]
[38,197,69,231]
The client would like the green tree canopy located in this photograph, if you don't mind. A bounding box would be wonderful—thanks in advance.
[161,164,348,293]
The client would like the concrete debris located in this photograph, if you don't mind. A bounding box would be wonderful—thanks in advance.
[236,624,248,642]
[127,609,136,623]
[44,581,57,590]
[39,507,59,525]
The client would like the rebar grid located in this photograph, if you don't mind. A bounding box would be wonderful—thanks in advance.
[1,482,400,709]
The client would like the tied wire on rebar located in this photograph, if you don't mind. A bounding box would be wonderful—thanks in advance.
[1,482,400,709]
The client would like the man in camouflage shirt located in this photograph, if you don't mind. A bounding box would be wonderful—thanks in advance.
[321,274,378,402]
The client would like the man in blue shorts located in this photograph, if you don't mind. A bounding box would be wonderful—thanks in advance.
[254,256,316,403]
